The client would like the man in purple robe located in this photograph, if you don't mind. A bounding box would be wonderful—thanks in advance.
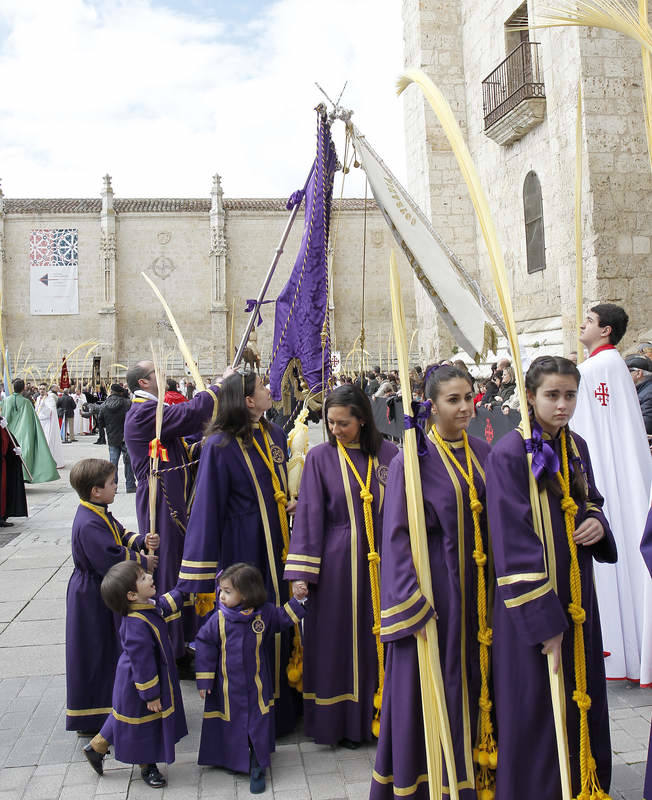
[371,432,491,800]
[485,428,617,799]
[124,361,220,663]
[641,506,652,800]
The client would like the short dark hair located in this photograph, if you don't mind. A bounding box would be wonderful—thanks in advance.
[591,303,629,346]
[166,378,178,392]
[126,362,153,393]
[70,458,116,501]
[220,563,267,609]
[324,384,383,457]
[13,378,25,393]
[101,561,143,616]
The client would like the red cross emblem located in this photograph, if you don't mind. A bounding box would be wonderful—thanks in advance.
[484,419,494,444]
[594,382,609,407]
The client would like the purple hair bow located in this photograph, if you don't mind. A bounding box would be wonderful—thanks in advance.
[525,422,560,480]
[404,400,432,457]
[244,299,275,328]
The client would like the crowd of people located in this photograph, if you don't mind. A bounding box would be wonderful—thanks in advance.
[0,303,650,799]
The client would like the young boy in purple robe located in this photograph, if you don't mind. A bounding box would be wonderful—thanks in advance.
[194,563,308,793]
[284,385,398,747]
[371,364,493,800]
[485,356,617,800]
[83,561,188,789]
[66,458,159,736]
[641,506,652,800]
[177,372,298,736]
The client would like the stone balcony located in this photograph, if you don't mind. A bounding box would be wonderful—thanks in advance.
[482,41,546,146]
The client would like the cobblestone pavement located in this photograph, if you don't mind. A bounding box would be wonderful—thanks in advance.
[0,436,649,799]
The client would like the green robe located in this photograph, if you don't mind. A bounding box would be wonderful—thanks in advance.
[1,393,59,483]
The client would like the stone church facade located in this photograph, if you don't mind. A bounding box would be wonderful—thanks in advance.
[402,0,651,362]
[0,175,417,382]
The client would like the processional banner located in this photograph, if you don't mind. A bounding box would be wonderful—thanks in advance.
[352,127,502,363]
[269,110,337,401]
[29,229,79,315]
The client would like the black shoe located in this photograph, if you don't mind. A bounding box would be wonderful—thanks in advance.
[94,440,106,445]
[0,520,14,528]
[83,743,105,776]
[338,737,362,750]
[176,653,195,681]
[249,751,265,795]
[141,764,166,788]
[77,730,99,738]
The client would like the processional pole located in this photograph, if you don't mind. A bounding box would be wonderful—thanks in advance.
[231,162,316,370]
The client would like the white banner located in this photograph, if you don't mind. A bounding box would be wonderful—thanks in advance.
[29,229,79,315]
[352,128,503,363]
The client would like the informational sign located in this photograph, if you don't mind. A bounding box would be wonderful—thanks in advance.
[29,229,79,315]
[330,350,341,375]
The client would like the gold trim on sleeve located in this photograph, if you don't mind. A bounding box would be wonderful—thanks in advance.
[285,553,321,564]
[380,588,422,619]
[379,602,430,636]
[504,580,553,608]
[162,593,178,613]
[135,675,159,691]
[497,571,548,587]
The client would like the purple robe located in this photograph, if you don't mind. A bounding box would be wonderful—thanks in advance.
[65,501,145,732]
[99,589,188,765]
[177,422,298,735]
[371,434,491,800]
[642,506,652,800]
[284,439,398,745]
[485,429,617,800]
[195,598,306,771]
[124,386,219,658]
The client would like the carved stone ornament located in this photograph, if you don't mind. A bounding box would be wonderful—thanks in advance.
[372,229,383,248]
[100,232,116,256]
[151,255,176,280]
[210,228,227,257]
[157,231,171,245]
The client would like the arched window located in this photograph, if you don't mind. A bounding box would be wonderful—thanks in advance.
[523,171,545,273]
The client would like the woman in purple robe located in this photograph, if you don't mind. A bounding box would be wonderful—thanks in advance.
[65,459,157,734]
[195,563,307,794]
[371,364,493,800]
[84,561,188,789]
[177,371,298,735]
[641,506,652,800]
[284,384,398,747]
[485,356,617,800]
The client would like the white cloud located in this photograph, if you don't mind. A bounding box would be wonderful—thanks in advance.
[0,0,406,199]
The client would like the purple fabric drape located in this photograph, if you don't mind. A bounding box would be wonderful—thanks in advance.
[269,111,337,401]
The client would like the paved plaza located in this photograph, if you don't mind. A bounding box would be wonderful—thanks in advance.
[0,436,649,800]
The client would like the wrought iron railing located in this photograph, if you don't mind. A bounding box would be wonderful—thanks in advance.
[482,41,545,130]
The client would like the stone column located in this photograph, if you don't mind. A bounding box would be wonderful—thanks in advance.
[402,0,480,364]
[209,174,228,372]
[98,174,118,367]
[0,180,5,353]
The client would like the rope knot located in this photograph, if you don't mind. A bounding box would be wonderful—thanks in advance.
[367,551,380,565]
[372,624,380,636]
[478,696,493,713]
[470,499,484,515]
[473,549,487,567]
[274,490,288,506]
[561,496,578,516]
[360,488,374,504]
[572,689,592,712]
[568,602,586,625]
[478,628,493,647]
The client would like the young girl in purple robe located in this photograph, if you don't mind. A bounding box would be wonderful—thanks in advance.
[485,356,617,800]
[284,384,398,748]
[371,364,493,800]
[194,563,308,794]
[66,458,159,736]
[83,560,188,789]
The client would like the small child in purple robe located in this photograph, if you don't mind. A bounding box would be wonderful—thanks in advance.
[82,560,188,789]
[66,458,159,735]
[194,563,308,794]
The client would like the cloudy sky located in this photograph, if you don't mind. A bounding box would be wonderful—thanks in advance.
[0,0,407,199]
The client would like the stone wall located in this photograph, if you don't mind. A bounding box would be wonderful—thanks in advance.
[402,0,651,360]
[0,184,417,384]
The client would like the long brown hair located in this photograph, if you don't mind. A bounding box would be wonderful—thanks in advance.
[525,356,586,503]
[205,371,268,447]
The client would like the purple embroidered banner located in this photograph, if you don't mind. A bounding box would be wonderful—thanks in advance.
[269,111,337,401]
